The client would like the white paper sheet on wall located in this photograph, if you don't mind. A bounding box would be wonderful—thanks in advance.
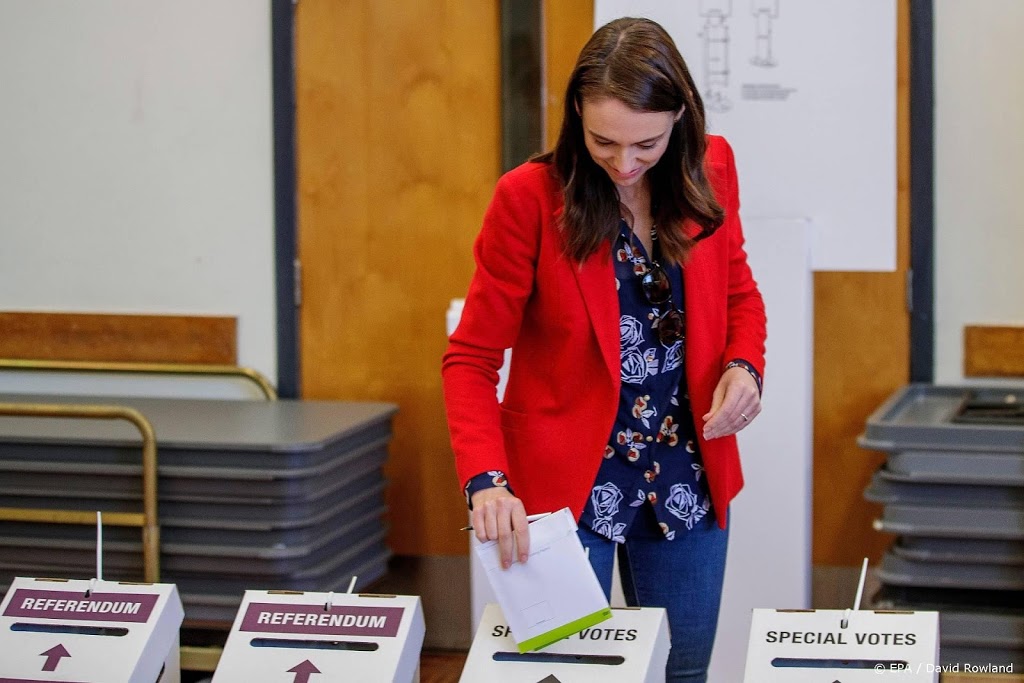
[594,0,897,272]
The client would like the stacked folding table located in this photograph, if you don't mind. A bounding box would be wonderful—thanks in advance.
[0,393,396,625]
[861,384,1024,668]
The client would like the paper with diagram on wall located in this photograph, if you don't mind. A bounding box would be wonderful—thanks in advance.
[594,0,898,272]
[474,507,612,653]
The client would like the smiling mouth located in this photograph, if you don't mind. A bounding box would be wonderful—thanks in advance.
[613,167,641,180]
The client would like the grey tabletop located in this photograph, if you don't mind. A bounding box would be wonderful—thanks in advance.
[0,393,397,452]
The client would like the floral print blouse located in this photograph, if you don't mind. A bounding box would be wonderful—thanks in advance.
[465,222,760,541]
[577,222,711,541]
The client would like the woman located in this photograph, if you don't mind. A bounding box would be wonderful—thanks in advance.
[443,17,766,682]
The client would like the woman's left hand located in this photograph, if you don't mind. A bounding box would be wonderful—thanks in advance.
[701,366,761,440]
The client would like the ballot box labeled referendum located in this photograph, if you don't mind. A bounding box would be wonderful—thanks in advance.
[0,576,184,683]
[460,603,669,683]
[743,608,940,682]
[213,589,425,683]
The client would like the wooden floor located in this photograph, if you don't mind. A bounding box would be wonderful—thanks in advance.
[421,651,467,683]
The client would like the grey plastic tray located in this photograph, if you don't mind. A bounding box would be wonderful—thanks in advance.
[0,460,386,526]
[176,554,391,625]
[941,610,1024,649]
[0,479,386,548]
[874,503,1024,540]
[939,645,1023,670]
[858,441,1024,486]
[871,586,1024,668]
[878,551,1024,591]
[872,584,1024,611]
[0,507,387,577]
[894,536,1024,566]
[864,468,1024,507]
[0,393,397,464]
[0,393,395,500]
[862,384,1024,452]
[0,437,391,501]
[0,529,388,590]
[171,536,390,594]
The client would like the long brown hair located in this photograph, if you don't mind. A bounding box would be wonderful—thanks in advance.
[536,17,724,265]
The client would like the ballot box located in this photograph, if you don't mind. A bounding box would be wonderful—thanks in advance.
[212,589,425,683]
[743,607,941,682]
[460,603,670,683]
[0,576,184,683]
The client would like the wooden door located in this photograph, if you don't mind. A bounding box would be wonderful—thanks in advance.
[295,1,501,555]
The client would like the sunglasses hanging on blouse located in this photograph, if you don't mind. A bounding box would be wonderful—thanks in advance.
[632,225,685,346]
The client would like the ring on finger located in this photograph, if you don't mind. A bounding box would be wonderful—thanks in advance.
[740,413,749,422]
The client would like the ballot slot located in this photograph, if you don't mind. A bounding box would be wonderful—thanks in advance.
[250,637,380,651]
[771,657,911,669]
[10,622,130,637]
[461,603,670,683]
[491,651,626,666]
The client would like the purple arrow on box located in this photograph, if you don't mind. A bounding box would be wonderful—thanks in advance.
[40,644,70,672]
[287,660,321,683]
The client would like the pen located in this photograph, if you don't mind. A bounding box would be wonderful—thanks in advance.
[461,512,552,531]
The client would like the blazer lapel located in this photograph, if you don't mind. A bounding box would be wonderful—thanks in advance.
[571,241,620,383]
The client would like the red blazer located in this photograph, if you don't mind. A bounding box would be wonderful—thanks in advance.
[442,135,766,529]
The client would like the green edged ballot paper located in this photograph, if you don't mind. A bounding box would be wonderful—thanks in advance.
[473,507,612,653]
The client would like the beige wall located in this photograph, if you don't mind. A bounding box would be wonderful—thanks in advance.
[934,0,1024,384]
[0,1,277,380]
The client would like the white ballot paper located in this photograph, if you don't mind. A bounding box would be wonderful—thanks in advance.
[474,507,612,652]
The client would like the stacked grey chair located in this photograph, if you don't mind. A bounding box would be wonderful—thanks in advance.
[0,393,395,624]
[860,384,1024,669]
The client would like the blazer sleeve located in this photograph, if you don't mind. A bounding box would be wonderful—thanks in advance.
[442,168,543,489]
[717,138,768,380]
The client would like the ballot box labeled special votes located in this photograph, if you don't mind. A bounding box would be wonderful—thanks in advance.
[743,607,940,682]
[460,603,670,683]
[213,589,425,682]
[0,576,184,683]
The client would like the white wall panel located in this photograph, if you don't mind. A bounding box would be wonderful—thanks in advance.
[594,0,898,272]
[934,0,1024,385]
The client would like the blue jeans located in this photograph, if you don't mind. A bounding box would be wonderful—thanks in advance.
[577,509,729,683]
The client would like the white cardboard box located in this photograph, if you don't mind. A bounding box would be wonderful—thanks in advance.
[0,576,184,682]
[744,608,940,682]
[212,590,425,683]
[460,603,669,683]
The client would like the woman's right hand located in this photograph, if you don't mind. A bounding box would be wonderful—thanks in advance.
[471,487,530,569]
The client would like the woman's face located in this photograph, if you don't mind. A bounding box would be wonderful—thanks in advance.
[580,97,681,190]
